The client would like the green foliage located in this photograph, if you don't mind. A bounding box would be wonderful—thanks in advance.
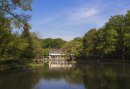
[31,33,44,58]
[22,32,44,58]
[82,10,130,59]
[62,37,83,57]
[83,29,97,57]
[43,49,49,58]
[42,38,66,48]
[0,0,130,63]
[0,0,32,29]
[0,30,29,60]
[95,27,118,58]
[0,0,32,61]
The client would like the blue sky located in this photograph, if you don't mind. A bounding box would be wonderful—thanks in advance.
[30,0,130,41]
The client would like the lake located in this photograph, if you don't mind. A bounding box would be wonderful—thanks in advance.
[0,63,130,89]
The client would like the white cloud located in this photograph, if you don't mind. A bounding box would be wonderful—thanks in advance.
[31,0,130,41]
[36,17,54,25]
[68,8,98,20]
[56,7,99,27]
[33,7,99,27]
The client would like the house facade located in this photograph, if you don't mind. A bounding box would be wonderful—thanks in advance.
[48,49,74,69]
[49,49,68,60]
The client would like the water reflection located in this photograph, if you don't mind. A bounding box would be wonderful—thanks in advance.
[33,79,85,89]
[0,63,130,89]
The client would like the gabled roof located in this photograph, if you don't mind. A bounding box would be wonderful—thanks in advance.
[49,49,65,55]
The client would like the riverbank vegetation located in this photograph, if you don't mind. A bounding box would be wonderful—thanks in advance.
[0,0,32,61]
[62,11,130,60]
[0,0,130,70]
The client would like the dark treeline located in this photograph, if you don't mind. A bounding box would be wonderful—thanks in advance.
[82,11,130,59]
[0,0,130,64]
[62,11,130,60]
[41,38,66,48]
[0,0,35,62]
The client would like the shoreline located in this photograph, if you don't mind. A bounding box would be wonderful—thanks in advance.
[0,59,130,72]
[77,59,130,64]
[0,63,44,72]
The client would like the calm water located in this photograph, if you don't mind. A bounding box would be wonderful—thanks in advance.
[0,63,130,89]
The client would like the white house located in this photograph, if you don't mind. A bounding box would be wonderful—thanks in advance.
[49,49,68,60]
[48,49,74,69]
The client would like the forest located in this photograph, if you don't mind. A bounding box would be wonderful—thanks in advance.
[0,0,130,65]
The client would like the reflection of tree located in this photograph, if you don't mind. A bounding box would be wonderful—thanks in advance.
[41,67,84,84]
[1,63,130,89]
[80,63,130,89]
[0,69,41,89]
[40,63,130,89]
[65,68,84,84]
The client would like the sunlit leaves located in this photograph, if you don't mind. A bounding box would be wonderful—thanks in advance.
[62,38,83,56]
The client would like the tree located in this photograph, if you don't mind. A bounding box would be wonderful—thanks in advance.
[62,37,83,57]
[123,11,130,58]
[31,33,43,58]
[42,38,66,48]
[0,0,32,28]
[95,27,118,58]
[22,32,44,59]
[43,49,49,58]
[0,0,32,60]
[83,29,97,58]
[104,12,130,59]
[82,10,130,59]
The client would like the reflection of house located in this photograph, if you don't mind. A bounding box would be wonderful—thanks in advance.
[49,49,68,60]
[33,49,76,68]
[48,49,73,68]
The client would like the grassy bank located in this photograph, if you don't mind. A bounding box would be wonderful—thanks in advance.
[77,59,130,64]
[25,63,44,67]
[0,61,44,71]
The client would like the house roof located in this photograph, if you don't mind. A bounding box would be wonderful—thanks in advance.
[49,49,65,55]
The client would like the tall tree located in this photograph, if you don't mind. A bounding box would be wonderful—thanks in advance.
[62,37,83,57]
[83,29,97,58]
[0,0,32,60]
[96,27,118,58]
[42,38,66,48]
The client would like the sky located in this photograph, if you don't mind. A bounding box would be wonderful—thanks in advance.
[30,0,130,41]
